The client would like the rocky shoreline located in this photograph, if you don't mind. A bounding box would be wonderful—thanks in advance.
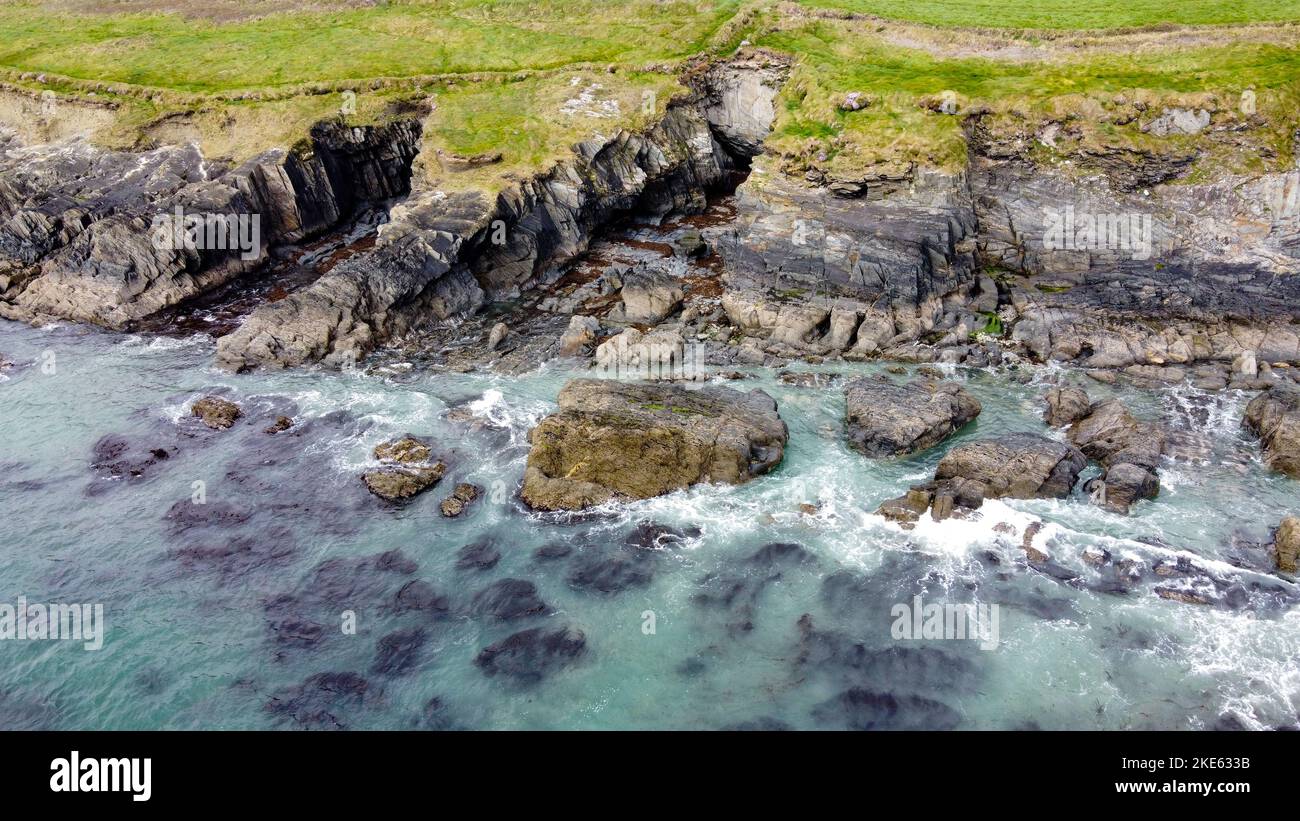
[2,50,1298,584]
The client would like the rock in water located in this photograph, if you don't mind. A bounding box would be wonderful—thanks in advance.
[191,396,242,430]
[1068,399,1164,513]
[1092,462,1160,514]
[843,377,981,457]
[1068,399,1163,468]
[1245,383,1300,479]
[440,483,481,518]
[1042,387,1092,427]
[1274,517,1299,574]
[520,379,788,511]
[361,437,446,502]
[934,433,1086,500]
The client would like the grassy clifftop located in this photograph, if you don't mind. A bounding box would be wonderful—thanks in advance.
[1,0,1298,194]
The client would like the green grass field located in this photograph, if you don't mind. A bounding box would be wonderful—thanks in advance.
[1,0,1297,193]
[795,0,1300,29]
[0,0,745,92]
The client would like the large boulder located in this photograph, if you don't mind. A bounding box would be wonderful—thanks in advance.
[1090,462,1159,515]
[1068,399,1164,470]
[1068,399,1164,513]
[934,433,1086,500]
[1042,386,1092,428]
[520,379,788,511]
[616,270,683,323]
[844,377,981,457]
[1244,383,1300,478]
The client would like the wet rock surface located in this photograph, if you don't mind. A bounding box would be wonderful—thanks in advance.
[1042,386,1092,427]
[934,433,1087,500]
[844,376,981,457]
[191,396,242,430]
[1245,383,1300,478]
[360,437,446,501]
[520,378,788,511]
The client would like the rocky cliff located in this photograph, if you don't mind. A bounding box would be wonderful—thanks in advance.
[0,118,421,330]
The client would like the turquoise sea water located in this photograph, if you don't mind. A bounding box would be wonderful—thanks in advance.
[1,319,1297,730]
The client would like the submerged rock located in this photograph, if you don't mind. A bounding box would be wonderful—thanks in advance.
[520,379,788,511]
[191,396,242,430]
[1244,383,1300,478]
[456,538,501,571]
[470,579,550,621]
[361,437,446,501]
[812,688,961,731]
[474,626,587,685]
[370,627,427,677]
[934,433,1086,500]
[843,376,981,457]
[264,671,378,730]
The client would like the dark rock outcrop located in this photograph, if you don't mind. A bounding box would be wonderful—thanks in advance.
[2,120,421,330]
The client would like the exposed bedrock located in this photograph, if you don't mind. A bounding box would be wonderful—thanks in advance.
[0,119,422,330]
[519,378,788,511]
[216,57,790,371]
[975,158,1300,369]
[714,160,982,359]
[215,108,735,370]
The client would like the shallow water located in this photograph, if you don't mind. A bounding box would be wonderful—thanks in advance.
[1,319,1297,730]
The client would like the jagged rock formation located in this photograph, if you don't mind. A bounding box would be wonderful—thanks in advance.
[520,378,788,511]
[1,120,421,330]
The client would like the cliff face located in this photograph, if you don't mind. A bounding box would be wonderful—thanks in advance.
[0,119,421,330]
[213,56,791,372]
[2,52,1298,375]
[708,103,1300,370]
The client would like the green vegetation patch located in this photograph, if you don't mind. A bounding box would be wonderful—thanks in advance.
[795,0,1300,30]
